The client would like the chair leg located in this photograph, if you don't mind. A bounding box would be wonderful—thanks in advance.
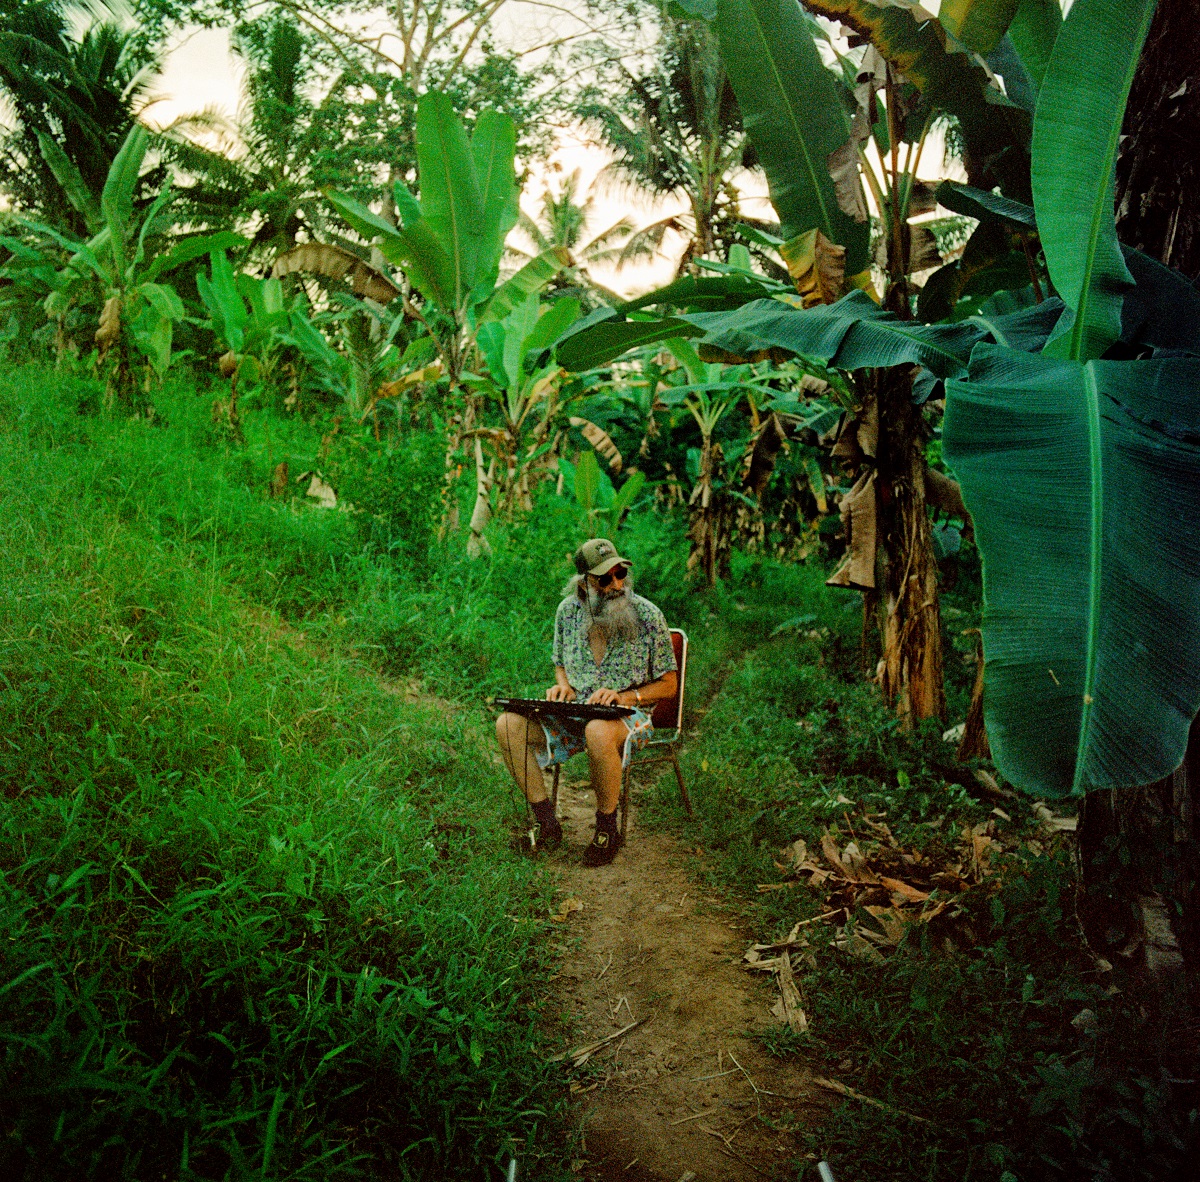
[619,762,631,842]
[669,746,694,818]
[551,763,560,815]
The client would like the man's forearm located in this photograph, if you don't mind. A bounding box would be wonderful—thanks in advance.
[617,671,678,708]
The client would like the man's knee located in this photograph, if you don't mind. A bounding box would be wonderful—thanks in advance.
[497,712,543,753]
[496,711,524,751]
[584,718,626,754]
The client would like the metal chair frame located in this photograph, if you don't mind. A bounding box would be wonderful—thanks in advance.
[549,628,692,840]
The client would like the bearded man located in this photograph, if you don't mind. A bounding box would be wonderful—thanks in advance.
[496,538,678,866]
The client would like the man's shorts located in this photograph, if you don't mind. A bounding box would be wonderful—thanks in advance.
[535,707,654,771]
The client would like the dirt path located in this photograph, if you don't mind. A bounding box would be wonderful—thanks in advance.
[545,775,828,1182]
[239,599,829,1176]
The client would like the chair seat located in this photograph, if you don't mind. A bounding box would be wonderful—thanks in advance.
[638,727,681,748]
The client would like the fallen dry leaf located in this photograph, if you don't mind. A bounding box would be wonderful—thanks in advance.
[862,905,910,946]
[841,841,881,884]
[771,950,808,1031]
[551,897,584,922]
[783,838,808,868]
[879,876,930,903]
[833,929,885,962]
[811,1076,930,1124]
[1032,801,1078,831]
[305,474,337,508]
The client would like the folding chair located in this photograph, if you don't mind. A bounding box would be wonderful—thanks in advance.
[549,628,693,840]
[619,628,693,839]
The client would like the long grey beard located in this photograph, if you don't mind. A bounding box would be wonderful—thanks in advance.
[587,587,641,644]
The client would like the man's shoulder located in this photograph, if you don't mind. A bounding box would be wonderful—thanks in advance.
[556,595,583,620]
[630,593,669,629]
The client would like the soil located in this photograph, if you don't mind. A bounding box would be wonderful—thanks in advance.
[541,775,831,1182]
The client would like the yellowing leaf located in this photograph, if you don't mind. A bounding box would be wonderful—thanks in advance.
[569,416,623,472]
[781,228,847,308]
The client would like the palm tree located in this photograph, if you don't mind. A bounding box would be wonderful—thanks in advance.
[0,1,162,232]
[577,13,750,276]
[160,18,341,262]
[509,168,633,305]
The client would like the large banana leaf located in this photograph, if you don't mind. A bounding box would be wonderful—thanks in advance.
[557,317,703,372]
[470,109,519,295]
[477,247,570,325]
[416,92,484,307]
[36,131,101,232]
[936,181,1036,229]
[801,0,1032,199]
[1121,249,1200,355]
[143,232,248,283]
[197,251,248,352]
[1007,0,1062,91]
[679,291,1063,375]
[552,273,786,370]
[622,272,787,314]
[943,345,1200,798]
[713,0,870,274]
[939,0,1020,54]
[325,190,456,310]
[1031,0,1156,362]
[101,125,148,281]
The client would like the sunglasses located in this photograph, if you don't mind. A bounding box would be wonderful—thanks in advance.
[594,564,629,588]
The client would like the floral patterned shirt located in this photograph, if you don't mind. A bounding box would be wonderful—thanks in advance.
[552,592,676,703]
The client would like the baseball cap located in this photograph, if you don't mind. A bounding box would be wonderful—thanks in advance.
[574,537,633,577]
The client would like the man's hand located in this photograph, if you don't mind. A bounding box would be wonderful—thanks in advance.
[587,687,622,706]
[546,684,576,702]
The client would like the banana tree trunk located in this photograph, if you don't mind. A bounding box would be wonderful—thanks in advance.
[872,366,946,726]
[466,437,494,558]
[687,436,732,586]
[1082,0,1200,985]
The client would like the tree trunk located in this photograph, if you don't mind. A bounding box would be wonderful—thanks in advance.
[873,367,946,726]
[1081,0,1200,986]
[1115,0,1200,279]
[466,437,494,559]
[687,436,732,586]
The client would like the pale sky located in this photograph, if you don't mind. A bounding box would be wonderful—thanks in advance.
[143,9,764,296]
[143,1,973,297]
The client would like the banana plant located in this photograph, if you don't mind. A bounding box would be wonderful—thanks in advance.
[196,249,314,435]
[18,126,241,405]
[558,450,648,537]
[325,92,570,384]
[941,0,1200,799]
[458,294,583,555]
[626,0,1200,800]
[285,293,428,420]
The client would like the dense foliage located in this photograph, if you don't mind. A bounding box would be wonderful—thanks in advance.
[2,0,1199,1179]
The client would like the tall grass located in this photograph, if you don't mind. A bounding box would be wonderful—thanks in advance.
[0,368,568,1180]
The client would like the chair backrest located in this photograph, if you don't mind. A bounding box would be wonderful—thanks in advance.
[650,628,688,731]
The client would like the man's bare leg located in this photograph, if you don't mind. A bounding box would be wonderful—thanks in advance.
[495,712,549,802]
[584,718,627,814]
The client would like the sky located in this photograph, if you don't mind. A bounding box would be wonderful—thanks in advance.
[143,1,964,297]
[144,6,772,296]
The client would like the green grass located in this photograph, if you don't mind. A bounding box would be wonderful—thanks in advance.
[4,363,1193,1181]
[0,367,569,1180]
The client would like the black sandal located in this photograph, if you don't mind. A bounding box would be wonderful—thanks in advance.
[512,819,563,855]
[581,826,623,867]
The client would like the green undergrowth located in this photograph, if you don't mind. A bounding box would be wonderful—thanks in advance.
[6,366,1191,1181]
[0,369,570,1180]
[632,571,1195,1180]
